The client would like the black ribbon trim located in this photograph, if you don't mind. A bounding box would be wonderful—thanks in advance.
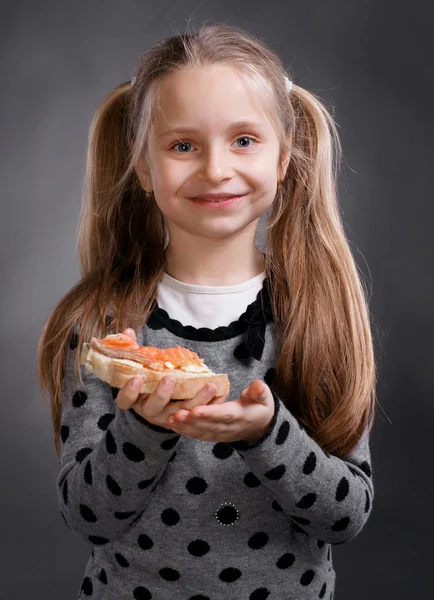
[234,278,274,361]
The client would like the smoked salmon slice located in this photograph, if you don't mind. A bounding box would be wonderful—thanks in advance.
[91,333,206,372]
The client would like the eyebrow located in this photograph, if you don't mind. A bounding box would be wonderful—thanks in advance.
[157,120,267,139]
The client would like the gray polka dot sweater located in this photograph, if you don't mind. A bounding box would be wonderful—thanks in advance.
[58,278,374,600]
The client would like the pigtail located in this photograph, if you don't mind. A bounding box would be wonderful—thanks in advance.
[266,85,377,457]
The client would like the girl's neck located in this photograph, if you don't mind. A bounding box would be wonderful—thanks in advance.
[164,230,265,287]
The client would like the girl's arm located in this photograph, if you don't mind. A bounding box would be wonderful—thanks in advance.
[57,339,181,546]
[228,393,374,545]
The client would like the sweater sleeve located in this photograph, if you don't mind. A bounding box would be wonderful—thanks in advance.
[229,393,374,545]
[57,332,181,546]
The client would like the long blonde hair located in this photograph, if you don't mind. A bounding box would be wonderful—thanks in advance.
[37,23,378,458]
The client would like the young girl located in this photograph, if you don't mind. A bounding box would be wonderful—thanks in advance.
[37,23,377,600]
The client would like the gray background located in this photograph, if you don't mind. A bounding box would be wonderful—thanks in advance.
[1,1,433,598]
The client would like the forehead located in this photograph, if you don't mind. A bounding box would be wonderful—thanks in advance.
[150,65,276,137]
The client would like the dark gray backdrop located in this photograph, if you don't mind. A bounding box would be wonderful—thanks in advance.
[1,1,432,598]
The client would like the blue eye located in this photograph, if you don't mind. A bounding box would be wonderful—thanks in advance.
[170,136,256,153]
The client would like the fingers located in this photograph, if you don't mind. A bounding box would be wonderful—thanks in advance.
[138,376,176,418]
[122,328,137,343]
[179,384,219,411]
[116,376,142,410]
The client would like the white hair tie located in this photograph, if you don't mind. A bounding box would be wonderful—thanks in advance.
[130,76,136,87]
[284,75,293,93]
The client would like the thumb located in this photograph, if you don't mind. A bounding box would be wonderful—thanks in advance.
[247,379,269,405]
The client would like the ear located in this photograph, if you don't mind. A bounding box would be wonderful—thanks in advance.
[278,149,291,182]
[134,157,153,193]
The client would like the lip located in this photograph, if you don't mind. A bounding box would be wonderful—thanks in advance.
[190,193,247,200]
[188,195,246,208]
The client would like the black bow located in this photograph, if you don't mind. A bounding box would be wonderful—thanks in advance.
[233,278,274,361]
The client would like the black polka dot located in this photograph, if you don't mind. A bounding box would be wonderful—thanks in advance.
[169,451,177,463]
[275,421,290,445]
[111,386,119,400]
[233,341,250,359]
[272,500,283,512]
[319,582,327,598]
[88,535,109,545]
[360,461,372,477]
[161,436,180,451]
[72,390,87,408]
[216,504,239,525]
[114,511,136,520]
[105,430,117,454]
[365,490,371,513]
[84,460,92,485]
[115,552,129,568]
[213,443,234,459]
[138,476,156,489]
[98,569,107,584]
[161,508,180,526]
[138,534,154,551]
[327,546,331,560]
[296,492,317,509]
[250,588,270,600]
[300,569,315,586]
[123,442,145,462]
[219,567,241,582]
[187,540,210,556]
[160,567,180,581]
[303,452,317,474]
[317,539,325,548]
[76,447,92,463]
[62,479,68,505]
[276,553,295,569]
[80,576,93,595]
[291,515,310,526]
[60,425,70,443]
[336,477,350,502]
[133,587,152,600]
[189,596,210,600]
[80,504,97,523]
[248,532,269,549]
[98,413,115,431]
[69,333,78,350]
[331,516,350,531]
[186,477,207,495]
[106,475,122,496]
[264,464,286,480]
[244,472,261,487]
[263,368,276,387]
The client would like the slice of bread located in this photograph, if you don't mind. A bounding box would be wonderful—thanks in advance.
[80,343,230,399]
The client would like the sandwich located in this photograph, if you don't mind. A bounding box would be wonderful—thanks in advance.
[80,333,230,399]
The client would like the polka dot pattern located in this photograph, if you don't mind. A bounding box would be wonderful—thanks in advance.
[80,576,93,596]
[60,425,69,443]
[76,447,92,463]
[303,452,317,475]
[72,390,87,408]
[105,430,117,455]
[61,314,369,600]
[106,475,122,496]
[219,567,241,582]
[98,413,115,431]
[122,442,145,462]
[83,460,92,485]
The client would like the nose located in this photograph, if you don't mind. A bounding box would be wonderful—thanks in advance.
[197,144,234,184]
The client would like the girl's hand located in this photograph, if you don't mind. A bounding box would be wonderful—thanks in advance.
[115,329,228,430]
[166,379,275,443]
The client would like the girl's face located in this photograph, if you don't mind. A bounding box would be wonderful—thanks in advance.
[138,65,289,242]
